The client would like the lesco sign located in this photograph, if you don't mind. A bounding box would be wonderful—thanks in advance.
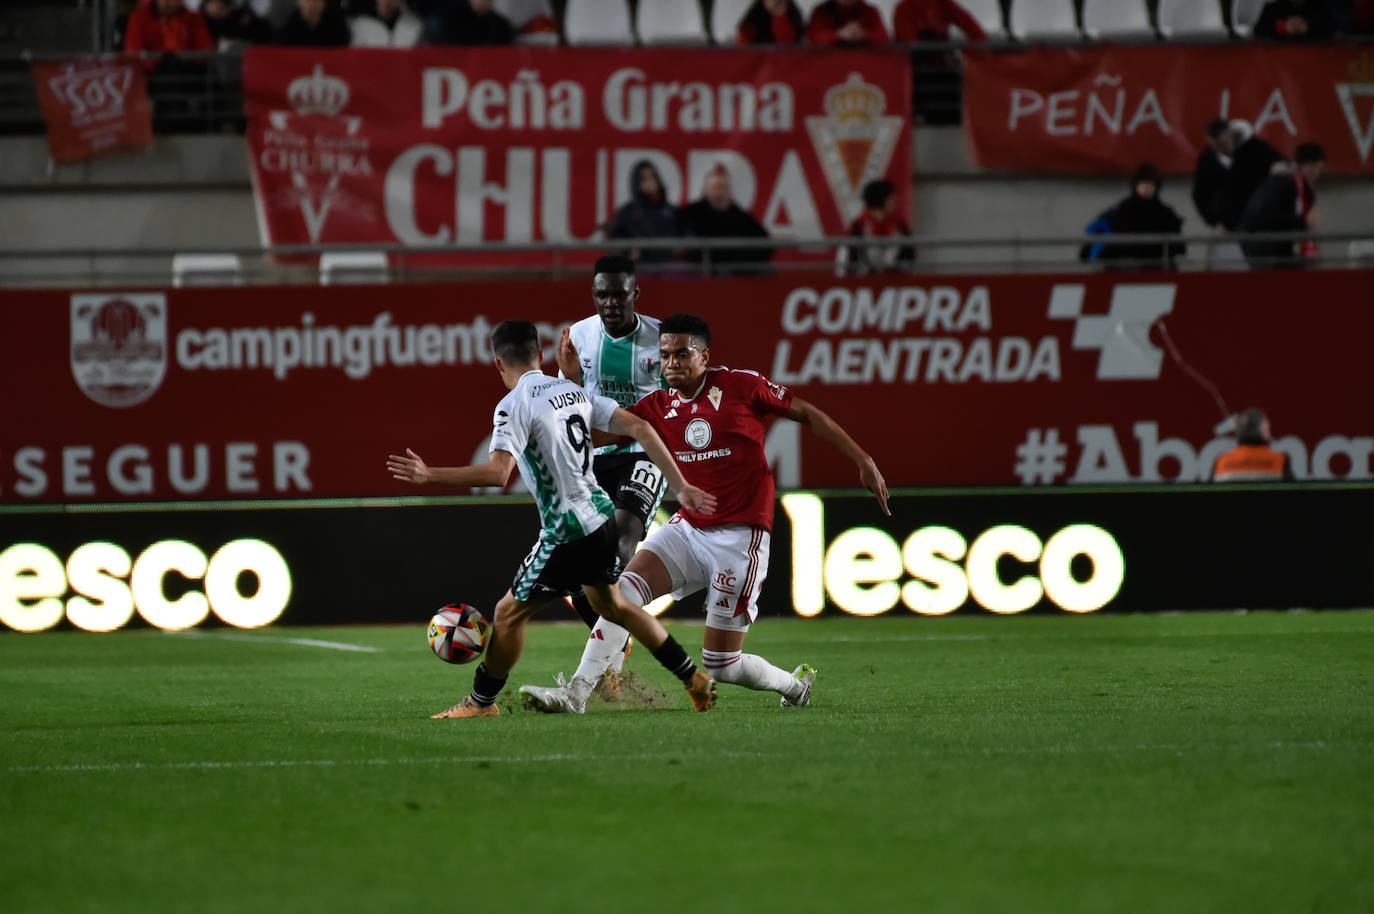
[0,539,292,633]
[780,494,1124,616]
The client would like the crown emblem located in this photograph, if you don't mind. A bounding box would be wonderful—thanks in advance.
[1345,52,1374,83]
[823,73,886,125]
[288,64,349,116]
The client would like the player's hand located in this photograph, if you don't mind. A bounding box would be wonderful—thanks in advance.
[859,456,890,515]
[387,448,433,485]
[677,484,717,516]
[556,326,582,383]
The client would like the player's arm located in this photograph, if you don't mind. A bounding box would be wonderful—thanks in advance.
[386,448,517,489]
[604,409,716,516]
[780,396,891,515]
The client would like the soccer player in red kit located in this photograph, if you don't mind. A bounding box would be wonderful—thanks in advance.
[520,313,889,713]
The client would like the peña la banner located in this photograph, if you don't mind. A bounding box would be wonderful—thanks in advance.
[963,45,1374,175]
[241,46,911,247]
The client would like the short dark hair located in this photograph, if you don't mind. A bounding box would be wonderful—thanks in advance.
[490,320,541,365]
[1296,142,1326,165]
[1236,407,1269,445]
[659,313,711,348]
[593,255,636,277]
[861,180,895,210]
[1205,118,1229,139]
[1132,162,1162,189]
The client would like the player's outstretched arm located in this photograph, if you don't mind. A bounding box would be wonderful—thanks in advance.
[782,396,891,515]
[386,448,517,490]
[604,409,717,516]
[556,326,583,386]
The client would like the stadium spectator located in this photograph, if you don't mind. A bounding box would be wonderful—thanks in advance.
[1192,119,1233,231]
[1254,0,1336,39]
[1220,120,1284,231]
[892,0,986,40]
[350,0,422,45]
[1238,142,1325,269]
[807,0,890,45]
[275,0,350,44]
[1080,163,1185,268]
[123,0,215,56]
[426,0,516,44]
[492,0,559,43]
[838,179,915,276]
[1209,409,1295,481]
[606,161,682,265]
[736,0,806,43]
[893,0,984,125]
[678,166,774,276]
[200,0,271,44]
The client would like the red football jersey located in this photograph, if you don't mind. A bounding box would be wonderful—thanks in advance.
[629,366,794,530]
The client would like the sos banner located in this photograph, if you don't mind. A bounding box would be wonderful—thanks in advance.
[29,57,154,164]
[2,271,1372,504]
[963,45,1374,174]
[3,486,1371,632]
[241,46,910,247]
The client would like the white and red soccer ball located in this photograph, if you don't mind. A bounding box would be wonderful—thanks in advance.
[427,604,490,664]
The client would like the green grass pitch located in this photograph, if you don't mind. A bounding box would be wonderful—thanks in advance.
[3,611,1373,914]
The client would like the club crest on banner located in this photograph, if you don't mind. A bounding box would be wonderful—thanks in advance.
[1335,54,1374,164]
[70,293,167,407]
[806,73,903,223]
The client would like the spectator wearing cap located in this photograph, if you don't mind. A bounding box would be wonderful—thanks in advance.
[1210,409,1295,482]
[736,0,805,43]
[1237,142,1325,269]
[1220,120,1285,232]
[350,0,422,45]
[678,166,774,276]
[606,160,682,265]
[276,0,350,44]
[1254,0,1336,39]
[426,0,515,44]
[1192,119,1234,232]
[807,0,890,45]
[838,180,915,276]
[123,0,216,57]
[1080,163,1186,268]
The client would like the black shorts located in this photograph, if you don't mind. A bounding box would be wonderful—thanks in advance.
[592,451,666,530]
[509,517,621,601]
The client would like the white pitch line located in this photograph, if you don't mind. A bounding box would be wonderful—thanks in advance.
[167,631,380,653]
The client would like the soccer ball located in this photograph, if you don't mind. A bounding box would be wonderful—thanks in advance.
[427,604,490,664]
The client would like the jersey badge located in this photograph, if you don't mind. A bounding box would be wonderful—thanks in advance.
[685,418,712,449]
[707,386,723,410]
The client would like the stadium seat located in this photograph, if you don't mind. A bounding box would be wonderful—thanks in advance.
[710,0,751,43]
[171,253,242,287]
[1230,0,1267,35]
[794,0,825,26]
[1008,0,1081,40]
[1082,0,1155,39]
[637,0,708,44]
[319,251,389,286]
[1157,0,1228,37]
[956,0,1007,39]
[563,0,635,45]
[493,0,559,45]
[1349,240,1374,263]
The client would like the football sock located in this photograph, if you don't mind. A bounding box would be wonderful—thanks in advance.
[469,663,506,707]
[607,634,632,674]
[701,649,801,698]
[651,636,699,684]
[566,591,599,630]
[572,618,630,690]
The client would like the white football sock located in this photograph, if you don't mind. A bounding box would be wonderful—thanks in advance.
[571,619,628,696]
[601,571,652,675]
[701,649,802,700]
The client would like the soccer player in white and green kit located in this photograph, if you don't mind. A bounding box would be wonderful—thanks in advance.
[386,320,718,718]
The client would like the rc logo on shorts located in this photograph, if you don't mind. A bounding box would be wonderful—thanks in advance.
[685,418,712,449]
[70,293,167,408]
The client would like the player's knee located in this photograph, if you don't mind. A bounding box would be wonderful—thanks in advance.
[701,649,744,684]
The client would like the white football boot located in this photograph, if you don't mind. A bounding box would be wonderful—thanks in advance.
[519,673,588,714]
[779,663,816,708]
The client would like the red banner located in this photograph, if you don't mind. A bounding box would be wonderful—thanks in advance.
[242,46,911,247]
[2,271,1372,503]
[963,45,1374,174]
[30,57,153,164]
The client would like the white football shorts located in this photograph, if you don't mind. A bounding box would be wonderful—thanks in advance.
[639,514,771,632]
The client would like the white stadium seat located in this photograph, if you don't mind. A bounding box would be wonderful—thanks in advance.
[1157,0,1228,37]
[563,0,635,45]
[637,0,708,44]
[1009,0,1081,41]
[710,0,751,44]
[1230,0,1267,36]
[172,253,242,287]
[319,251,389,286]
[1082,0,1155,39]
[957,0,1007,39]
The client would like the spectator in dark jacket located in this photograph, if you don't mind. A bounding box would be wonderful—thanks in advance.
[1081,163,1186,268]
[838,179,915,276]
[1192,119,1234,230]
[606,161,682,265]
[807,0,890,45]
[679,166,774,275]
[736,0,805,43]
[201,0,271,43]
[1254,0,1336,38]
[1238,142,1325,269]
[426,0,515,44]
[1220,120,1284,231]
[892,0,987,40]
[276,0,350,44]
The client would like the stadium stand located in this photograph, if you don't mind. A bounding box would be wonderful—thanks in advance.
[493,0,560,44]
[1230,0,1269,36]
[562,0,636,45]
[1157,0,1230,38]
[636,0,710,44]
[172,253,243,287]
[1081,0,1156,40]
[319,251,390,285]
[709,0,753,44]
[955,0,1008,38]
[1008,0,1081,41]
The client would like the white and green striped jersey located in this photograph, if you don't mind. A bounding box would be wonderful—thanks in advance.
[490,370,618,545]
[563,313,667,456]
